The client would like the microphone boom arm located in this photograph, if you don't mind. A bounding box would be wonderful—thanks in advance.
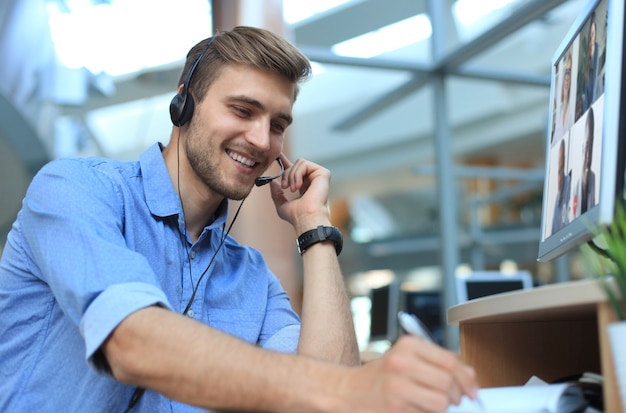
[255,158,284,187]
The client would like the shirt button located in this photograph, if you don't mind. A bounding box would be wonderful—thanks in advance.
[187,310,195,318]
[189,251,196,259]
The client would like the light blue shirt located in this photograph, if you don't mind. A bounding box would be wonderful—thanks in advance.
[0,143,301,412]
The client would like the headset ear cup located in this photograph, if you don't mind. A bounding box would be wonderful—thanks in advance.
[178,94,194,126]
[170,93,185,126]
[170,93,195,126]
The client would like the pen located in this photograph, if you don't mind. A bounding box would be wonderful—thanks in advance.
[397,311,486,411]
[397,310,436,343]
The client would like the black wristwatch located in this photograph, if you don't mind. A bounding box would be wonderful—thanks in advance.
[297,225,343,256]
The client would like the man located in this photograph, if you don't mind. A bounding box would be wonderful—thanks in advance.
[581,107,596,214]
[551,139,571,235]
[0,26,478,412]
[582,15,598,114]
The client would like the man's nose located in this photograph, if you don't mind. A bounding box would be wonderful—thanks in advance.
[245,119,271,150]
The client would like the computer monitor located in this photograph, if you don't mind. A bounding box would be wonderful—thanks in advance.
[368,281,399,343]
[456,271,533,303]
[400,290,444,346]
[538,0,626,262]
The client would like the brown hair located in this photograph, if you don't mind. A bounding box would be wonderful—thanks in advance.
[178,26,311,104]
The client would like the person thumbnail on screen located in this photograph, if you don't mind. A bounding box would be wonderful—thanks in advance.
[581,107,597,214]
[550,138,572,236]
[577,8,607,120]
[582,12,599,115]
[552,48,575,143]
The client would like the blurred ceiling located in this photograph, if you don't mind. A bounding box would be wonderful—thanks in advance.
[289,0,584,273]
[0,0,589,274]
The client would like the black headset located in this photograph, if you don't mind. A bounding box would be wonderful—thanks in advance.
[169,37,215,127]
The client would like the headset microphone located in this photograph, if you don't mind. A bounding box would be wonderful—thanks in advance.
[255,158,284,187]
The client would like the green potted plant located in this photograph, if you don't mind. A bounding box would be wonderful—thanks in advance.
[581,202,626,407]
[582,203,626,320]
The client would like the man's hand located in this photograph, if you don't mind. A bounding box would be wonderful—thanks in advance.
[337,336,480,413]
[269,155,332,234]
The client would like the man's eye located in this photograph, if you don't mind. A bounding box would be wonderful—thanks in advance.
[271,122,286,133]
[235,107,251,117]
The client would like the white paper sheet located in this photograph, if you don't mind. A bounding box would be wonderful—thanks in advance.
[447,383,587,413]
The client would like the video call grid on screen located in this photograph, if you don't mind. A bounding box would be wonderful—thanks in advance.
[544,0,607,239]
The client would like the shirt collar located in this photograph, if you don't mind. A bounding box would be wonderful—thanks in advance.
[139,143,229,229]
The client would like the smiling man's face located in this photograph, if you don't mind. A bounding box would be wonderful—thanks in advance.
[184,64,295,200]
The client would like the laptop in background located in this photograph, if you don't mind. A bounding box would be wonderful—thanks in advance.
[456,271,533,303]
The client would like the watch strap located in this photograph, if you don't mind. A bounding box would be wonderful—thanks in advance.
[297,225,343,256]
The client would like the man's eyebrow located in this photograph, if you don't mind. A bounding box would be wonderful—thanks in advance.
[229,95,293,125]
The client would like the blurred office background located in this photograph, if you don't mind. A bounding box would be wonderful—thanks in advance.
[0,0,591,350]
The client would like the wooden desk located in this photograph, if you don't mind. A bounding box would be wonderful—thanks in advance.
[448,279,621,412]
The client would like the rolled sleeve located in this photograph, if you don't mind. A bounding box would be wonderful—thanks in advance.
[262,324,300,353]
[81,282,173,370]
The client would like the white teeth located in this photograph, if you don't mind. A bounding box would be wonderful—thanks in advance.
[228,151,255,167]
